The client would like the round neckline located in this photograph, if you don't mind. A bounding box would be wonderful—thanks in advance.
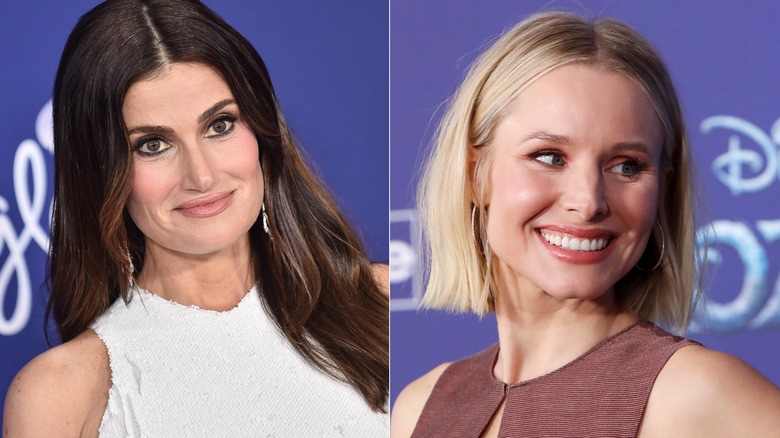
[490,320,648,388]
[131,284,258,315]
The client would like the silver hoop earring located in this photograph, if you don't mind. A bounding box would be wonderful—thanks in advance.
[471,204,477,248]
[471,204,489,255]
[637,222,665,272]
[262,202,270,234]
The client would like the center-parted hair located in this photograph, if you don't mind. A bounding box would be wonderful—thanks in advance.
[418,12,699,333]
[48,0,388,412]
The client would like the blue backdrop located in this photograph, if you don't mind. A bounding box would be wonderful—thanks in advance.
[390,0,780,406]
[0,1,388,421]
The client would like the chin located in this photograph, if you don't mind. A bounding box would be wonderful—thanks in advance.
[172,232,252,256]
[540,280,616,302]
[550,290,612,302]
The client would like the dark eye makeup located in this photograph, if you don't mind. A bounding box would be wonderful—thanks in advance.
[130,113,239,158]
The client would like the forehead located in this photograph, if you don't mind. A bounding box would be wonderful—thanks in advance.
[123,63,234,125]
[496,63,664,152]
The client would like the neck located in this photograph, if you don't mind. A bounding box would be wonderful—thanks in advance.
[136,235,255,311]
[491,263,638,384]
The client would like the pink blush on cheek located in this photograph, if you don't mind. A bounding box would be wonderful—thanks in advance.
[229,127,261,172]
[128,163,176,217]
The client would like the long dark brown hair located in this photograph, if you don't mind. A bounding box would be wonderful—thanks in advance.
[47,0,388,412]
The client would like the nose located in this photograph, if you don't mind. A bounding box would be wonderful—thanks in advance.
[560,164,609,220]
[181,142,216,192]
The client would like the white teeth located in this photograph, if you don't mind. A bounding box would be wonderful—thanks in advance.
[541,232,609,252]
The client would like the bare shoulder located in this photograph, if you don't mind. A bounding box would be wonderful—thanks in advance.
[3,329,111,438]
[390,362,451,438]
[640,344,780,437]
[371,262,389,297]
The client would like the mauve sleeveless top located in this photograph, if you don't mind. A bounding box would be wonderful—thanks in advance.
[411,321,699,438]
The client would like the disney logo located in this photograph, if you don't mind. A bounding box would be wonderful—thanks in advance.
[701,116,780,195]
[692,219,780,333]
[0,101,52,336]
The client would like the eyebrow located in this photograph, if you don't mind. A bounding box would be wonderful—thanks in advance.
[521,131,570,145]
[611,141,653,155]
[521,130,653,154]
[197,98,236,124]
[126,98,237,136]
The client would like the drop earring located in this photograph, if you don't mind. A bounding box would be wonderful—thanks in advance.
[127,249,136,288]
[262,202,270,234]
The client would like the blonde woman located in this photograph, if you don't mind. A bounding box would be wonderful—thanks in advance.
[391,12,780,437]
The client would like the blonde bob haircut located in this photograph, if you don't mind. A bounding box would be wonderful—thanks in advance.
[418,12,699,333]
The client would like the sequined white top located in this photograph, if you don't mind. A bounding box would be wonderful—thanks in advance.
[90,285,389,437]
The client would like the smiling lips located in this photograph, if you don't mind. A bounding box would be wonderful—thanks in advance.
[537,228,614,264]
[175,191,234,218]
[540,231,609,252]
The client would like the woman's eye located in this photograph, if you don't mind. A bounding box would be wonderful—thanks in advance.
[205,116,236,137]
[533,153,565,167]
[134,137,169,157]
[610,160,643,176]
[143,139,162,152]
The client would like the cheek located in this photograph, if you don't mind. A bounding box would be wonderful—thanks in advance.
[484,163,553,250]
[226,132,264,220]
[230,128,263,182]
[487,162,552,215]
[632,194,658,239]
[608,181,659,252]
[127,163,174,218]
[620,178,658,222]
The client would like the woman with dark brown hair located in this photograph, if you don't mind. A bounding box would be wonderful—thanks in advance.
[3,0,388,436]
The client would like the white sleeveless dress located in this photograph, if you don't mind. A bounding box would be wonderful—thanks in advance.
[90,285,389,437]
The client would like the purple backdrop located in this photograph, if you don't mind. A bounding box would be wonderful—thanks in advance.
[390,0,780,406]
[4,0,780,425]
[0,1,388,424]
